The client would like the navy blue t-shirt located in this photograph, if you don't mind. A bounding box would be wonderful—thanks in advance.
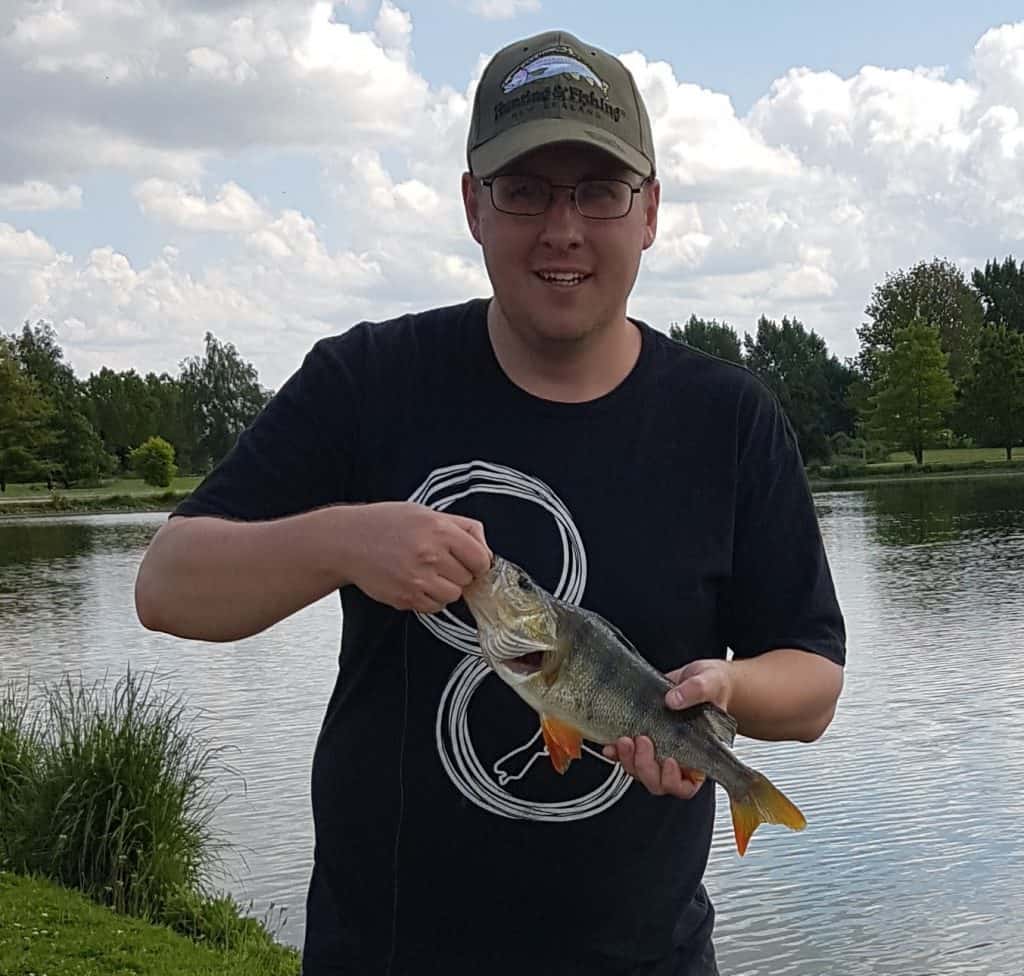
[174,298,845,975]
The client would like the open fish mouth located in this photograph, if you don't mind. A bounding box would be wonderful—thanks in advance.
[503,651,546,676]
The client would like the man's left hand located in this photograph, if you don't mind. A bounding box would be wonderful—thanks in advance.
[601,659,734,799]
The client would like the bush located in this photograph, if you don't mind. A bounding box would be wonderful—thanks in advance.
[2,670,231,919]
[131,436,178,487]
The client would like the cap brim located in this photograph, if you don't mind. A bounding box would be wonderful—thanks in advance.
[469,117,653,178]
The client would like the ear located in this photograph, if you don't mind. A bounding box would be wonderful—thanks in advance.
[462,171,483,245]
[641,177,660,250]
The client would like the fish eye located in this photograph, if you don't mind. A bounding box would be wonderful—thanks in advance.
[517,574,533,591]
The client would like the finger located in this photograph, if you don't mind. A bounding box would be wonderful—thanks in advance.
[666,674,714,710]
[418,576,463,609]
[661,759,701,800]
[433,551,475,589]
[613,737,636,776]
[445,520,492,577]
[632,737,665,795]
[446,514,490,553]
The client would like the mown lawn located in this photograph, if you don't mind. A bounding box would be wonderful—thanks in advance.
[1,476,202,499]
[874,447,1012,467]
[0,872,300,976]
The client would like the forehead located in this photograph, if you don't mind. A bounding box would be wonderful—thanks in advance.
[498,143,637,181]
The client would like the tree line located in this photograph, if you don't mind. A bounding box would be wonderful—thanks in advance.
[670,255,1024,464]
[0,325,270,491]
[2,253,1023,490]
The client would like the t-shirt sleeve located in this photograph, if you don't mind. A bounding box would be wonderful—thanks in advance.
[722,379,846,665]
[172,332,362,522]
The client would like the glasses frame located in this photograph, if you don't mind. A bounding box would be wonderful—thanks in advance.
[479,174,651,220]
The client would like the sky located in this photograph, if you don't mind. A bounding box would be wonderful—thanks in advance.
[2,0,1023,390]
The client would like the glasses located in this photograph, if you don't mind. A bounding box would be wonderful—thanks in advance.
[480,174,648,220]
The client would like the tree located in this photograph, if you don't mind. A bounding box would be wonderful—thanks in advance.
[858,258,985,385]
[866,319,956,464]
[84,368,160,471]
[130,436,178,487]
[669,315,744,364]
[742,315,853,463]
[0,338,53,491]
[7,321,111,486]
[957,325,1024,460]
[179,332,269,471]
[971,255,1024,334]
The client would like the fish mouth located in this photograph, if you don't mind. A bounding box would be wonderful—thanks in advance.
[502,650,546,676]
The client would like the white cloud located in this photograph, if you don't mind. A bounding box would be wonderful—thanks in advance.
[4,6,1024,383]
[0,181,82,211]
[466,0,540,19]
[134,179,268,232]
[0,223,57,263]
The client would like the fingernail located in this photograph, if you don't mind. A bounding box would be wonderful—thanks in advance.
[669,690,686,708]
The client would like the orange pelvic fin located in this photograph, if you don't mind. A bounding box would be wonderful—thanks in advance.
[540,715,583,774]
[729,772,807,857]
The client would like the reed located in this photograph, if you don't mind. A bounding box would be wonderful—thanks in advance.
[1,669,231,920]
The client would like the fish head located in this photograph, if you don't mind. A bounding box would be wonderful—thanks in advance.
[463,555,564,688]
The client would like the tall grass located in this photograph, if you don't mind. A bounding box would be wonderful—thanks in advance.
[0,669,232,920]
[0,678,43,862]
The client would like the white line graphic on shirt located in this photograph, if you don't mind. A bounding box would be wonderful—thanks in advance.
[408,459,632,822]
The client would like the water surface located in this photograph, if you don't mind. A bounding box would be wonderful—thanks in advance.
[1,477,1022,974]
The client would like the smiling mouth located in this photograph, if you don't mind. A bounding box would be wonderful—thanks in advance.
[535,271,589,287]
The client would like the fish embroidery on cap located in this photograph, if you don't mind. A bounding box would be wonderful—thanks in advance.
[502,46,609,94]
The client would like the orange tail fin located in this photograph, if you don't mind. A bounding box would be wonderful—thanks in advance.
[729,772,806,856]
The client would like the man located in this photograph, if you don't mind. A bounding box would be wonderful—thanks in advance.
[135,29,845,976]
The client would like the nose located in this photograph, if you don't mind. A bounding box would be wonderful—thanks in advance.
[537,186,583,250]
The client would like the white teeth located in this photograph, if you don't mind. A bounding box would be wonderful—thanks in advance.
[537,271,586,285]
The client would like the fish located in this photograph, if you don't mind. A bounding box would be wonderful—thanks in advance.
[462,555,807,856]
[502,53,608,94]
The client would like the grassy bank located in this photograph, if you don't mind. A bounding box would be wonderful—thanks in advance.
[808,448,1024,490]
[0,871,300,976]
[0,671,300,976]
[0,476,200,517]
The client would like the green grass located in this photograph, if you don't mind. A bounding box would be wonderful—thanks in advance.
[1,671,226,919]
[1,476,202,500]
[0,672,228,919]
[0,871,301,976]
[869,447,1013,468]
[0,671,300,974]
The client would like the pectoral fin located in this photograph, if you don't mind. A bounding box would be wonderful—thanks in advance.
[540,715,583,774]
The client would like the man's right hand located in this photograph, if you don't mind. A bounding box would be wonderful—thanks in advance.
[344,502,492,614]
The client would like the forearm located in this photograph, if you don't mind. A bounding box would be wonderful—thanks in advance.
[135,507,358,642]
[726,649,844,742]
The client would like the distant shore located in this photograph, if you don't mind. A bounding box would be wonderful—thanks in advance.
[2,455,1024,519]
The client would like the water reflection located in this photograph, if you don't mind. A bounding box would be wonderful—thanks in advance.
[863,476,1024,547]
[1,485,1023,974]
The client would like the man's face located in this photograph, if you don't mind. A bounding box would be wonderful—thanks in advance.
[462,144,659,346]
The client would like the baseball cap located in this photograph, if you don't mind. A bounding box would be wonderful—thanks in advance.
[466,30,656,179]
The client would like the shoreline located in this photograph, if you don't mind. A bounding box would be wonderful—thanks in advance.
[2,464,1023,520]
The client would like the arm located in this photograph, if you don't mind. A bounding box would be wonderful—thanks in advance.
[666,649,844,742]
[603,649,843,798]
[135,502,491,643]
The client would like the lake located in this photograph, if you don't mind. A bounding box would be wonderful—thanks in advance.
[1,476,1022,975]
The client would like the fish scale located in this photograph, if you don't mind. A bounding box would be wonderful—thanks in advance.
[463,555,808,856]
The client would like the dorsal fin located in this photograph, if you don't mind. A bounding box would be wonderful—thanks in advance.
[703,703,738,747]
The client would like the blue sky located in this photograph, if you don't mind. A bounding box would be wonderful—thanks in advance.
[401,1,1024,111]
[2,1,1023,387]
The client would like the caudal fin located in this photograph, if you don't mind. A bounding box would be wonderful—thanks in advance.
[729,773,806,856]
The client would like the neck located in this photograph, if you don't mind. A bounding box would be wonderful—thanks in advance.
[486,300,642,404]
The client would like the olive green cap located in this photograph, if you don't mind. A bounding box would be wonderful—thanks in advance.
[466,30,656,179]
